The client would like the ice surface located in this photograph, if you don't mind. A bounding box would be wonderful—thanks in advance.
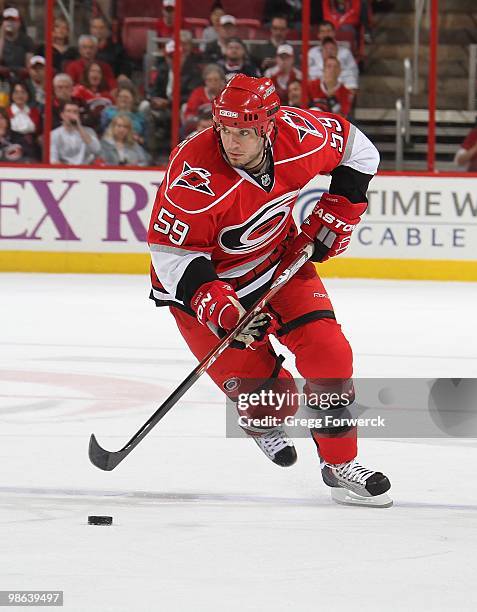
[1,274,476,612]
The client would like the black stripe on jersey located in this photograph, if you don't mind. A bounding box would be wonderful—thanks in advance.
[175,256,219,307]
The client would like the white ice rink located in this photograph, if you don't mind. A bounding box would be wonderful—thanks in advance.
[1,273,477,612]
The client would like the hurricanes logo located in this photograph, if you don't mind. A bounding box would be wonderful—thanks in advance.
[218,192,297,255]
[281,110,325,143]
[223,377,241,392]
[171,162,215,196]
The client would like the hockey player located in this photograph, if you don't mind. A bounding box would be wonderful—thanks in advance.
[147,74,391,507]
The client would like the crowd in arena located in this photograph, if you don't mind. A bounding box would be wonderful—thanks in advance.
[7,0,474,170]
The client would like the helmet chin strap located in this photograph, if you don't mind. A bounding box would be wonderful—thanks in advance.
[244,135,269,174]
[245,124,277,174]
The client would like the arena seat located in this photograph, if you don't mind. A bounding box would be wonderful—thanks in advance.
[183,17,209,39]
[183,0,215,19]
[221,0,265,21]
[335,28,358,54]
[235,18,261,40]
[117,0,162,19]
[122,18,159,60]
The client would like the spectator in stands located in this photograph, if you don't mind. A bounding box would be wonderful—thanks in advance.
[204,14,237,64]
[36,16,77,73]
[90,16,131,78]
[50,100,100,164]
[52,72,78,128]
[72,62,114,132]
[309,21,359,90]
[264,0,304,29]
[252,15,293,73]
[264,44,301,104]
[218,38,259,82]
[454,123,477,172]
[308,56,354,117]
[0,7,34,71]
[150,35,202,106]
[287,79,308,108]
[7,80,41,159]
[101,86,145,141]
[322,0,361,34]
[25,55,45,108]
[66,34,116,90]
[100,113,149,166]
[0,106,32,161]
[195,108,213,133]
[308,35,358,91]
[8,81,41,135]
[144,35,202,157]
[187,108,214,138]
[156,0,176,39]
[202,6,225,48]
[73,62,114,105]
[183,64,225,134]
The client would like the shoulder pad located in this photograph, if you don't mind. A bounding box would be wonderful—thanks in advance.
[275,106,349,161]
[163,128,241,215]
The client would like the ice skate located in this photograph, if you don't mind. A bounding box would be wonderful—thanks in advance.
[321,458,393,508]
[252,427,297,467]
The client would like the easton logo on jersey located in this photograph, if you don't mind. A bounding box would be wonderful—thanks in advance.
[281,110,325,143]
[170,162,215,196]
[218,191,298,255]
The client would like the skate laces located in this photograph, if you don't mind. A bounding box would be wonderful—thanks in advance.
[333,460,374,485]
[256,428,291,456]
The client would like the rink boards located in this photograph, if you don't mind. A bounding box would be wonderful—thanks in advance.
[0,166,475,280]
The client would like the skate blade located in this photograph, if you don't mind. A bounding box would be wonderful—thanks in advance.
[331,487,393,508]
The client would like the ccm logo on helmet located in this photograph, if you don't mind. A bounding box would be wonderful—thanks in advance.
[311,207,357,233]
[219,110,239,118]
[263,84,276,98]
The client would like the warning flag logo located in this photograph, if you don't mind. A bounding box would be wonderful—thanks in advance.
[171,162,215,196]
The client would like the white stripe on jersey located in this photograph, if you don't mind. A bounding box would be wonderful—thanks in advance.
[340,124,380,175]
[235,263,279,299]
[217,249,275,279]
[151,287,184,305]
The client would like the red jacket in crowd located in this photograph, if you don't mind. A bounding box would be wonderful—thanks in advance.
[66,58,117,90]
[184,86,213,121]
[322,0,361,30]
[308,79,354,117]
[72,84,114,106]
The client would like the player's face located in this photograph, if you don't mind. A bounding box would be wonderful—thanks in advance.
[220,126,265,169]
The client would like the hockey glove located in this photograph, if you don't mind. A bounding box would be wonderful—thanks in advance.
[293,193,367,263]
[191,280,273,349]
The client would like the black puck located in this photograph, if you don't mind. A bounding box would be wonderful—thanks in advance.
[88,515,113,526]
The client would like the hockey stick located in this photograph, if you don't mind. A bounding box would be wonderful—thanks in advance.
[89,243,314,471]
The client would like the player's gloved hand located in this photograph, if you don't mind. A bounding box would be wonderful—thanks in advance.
[191,280,273,349]
[292,193,368,263]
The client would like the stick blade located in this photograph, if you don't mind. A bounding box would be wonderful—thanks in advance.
[89,434,124,471]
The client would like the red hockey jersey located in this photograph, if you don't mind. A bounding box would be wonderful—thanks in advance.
[148,106,379,311]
